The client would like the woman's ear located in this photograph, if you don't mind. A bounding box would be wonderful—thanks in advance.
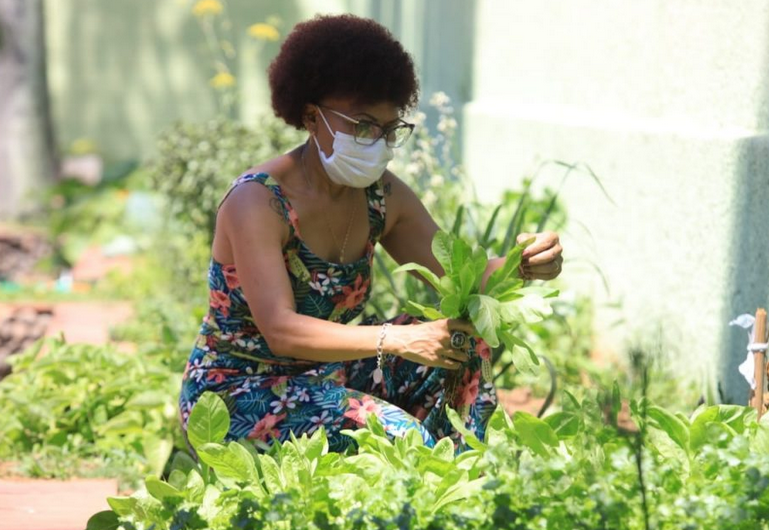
[302,104,317,133]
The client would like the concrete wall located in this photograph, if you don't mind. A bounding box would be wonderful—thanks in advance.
[464,0,769,401]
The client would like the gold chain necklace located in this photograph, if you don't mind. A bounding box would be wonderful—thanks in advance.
[301,144,359,264]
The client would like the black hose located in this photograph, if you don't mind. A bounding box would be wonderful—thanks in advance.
[494,354,558,418]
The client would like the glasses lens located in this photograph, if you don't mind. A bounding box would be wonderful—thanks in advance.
[353,121,382,146]
[386,124,414,147]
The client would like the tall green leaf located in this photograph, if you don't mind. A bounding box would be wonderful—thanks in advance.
[86,511,121,530]
[431,231,454,275]
[187,391,231,451]
[445,407,487,451]
[393,263,444,294]
[513,412,559,457]
[648,405,690,454]
[467,295,501,347]
[196,441,258,484]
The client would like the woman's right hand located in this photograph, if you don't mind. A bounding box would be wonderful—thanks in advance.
[385,319,476,370]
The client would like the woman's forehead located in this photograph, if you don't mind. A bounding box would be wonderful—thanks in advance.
[321,97,400,123]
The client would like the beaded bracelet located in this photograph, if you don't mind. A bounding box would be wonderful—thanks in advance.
[373,322,391,384]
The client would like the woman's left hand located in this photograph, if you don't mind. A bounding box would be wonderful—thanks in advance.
[517,231,563,280]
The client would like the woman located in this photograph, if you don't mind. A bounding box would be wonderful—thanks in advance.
[178,14,563,453]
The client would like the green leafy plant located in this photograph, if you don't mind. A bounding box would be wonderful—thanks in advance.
[141,117,302,294]
[147,117,302,245]
[395,230,557,373]
[0,337,184,490]
[87,387,769,530]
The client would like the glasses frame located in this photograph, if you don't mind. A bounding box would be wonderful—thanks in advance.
[318,105,415,148]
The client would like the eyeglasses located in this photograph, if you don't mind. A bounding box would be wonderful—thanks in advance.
[319,106,415,148]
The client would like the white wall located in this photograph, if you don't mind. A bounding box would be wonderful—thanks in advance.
[464,0,769,402]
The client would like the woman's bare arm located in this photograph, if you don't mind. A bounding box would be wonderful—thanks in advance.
[217,181,471,368]
[380,173,563,289]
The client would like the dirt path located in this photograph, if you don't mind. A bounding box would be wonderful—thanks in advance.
[0,478,117,530]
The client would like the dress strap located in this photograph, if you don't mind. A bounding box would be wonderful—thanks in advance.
[218,173,299,238]
[366,178,387,242]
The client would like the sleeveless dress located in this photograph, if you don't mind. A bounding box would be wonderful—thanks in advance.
[178,172,498,453]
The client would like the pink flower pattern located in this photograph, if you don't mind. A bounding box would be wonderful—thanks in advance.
[343,395,383,425]
[221,265,240,290]
[247,413,287,442]
[209,290,231,317]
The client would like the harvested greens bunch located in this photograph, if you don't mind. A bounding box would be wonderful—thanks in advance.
[394,231,558,385]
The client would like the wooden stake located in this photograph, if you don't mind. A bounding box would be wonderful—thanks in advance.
[752,308,767,420]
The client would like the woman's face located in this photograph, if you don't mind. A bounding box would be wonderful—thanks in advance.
[310,97,400,158]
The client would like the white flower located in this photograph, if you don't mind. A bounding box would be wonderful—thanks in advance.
[429,91,450,108]
[437,117,457,134]
[309,277,330,294]
[231,379,253,396]
[309,410,333,432]
[294,388,311,403]
[309,268,342,295]
[411,111,427,126]
[271,393,298,413]
[405,162,421,176]
[480,392,496,403]
[188,359,206,383]
[429,174,444,187]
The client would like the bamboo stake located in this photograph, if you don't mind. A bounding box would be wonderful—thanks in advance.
[752,308,767,420]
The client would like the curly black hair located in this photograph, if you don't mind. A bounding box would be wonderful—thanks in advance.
[268,14,420,129]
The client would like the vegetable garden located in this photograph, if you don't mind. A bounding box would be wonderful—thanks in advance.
[1,97,768,529]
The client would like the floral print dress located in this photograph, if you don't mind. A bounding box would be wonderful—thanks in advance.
[178,173,498,454]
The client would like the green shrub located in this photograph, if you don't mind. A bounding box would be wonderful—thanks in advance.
[87,389,769,530]
[148,116,303,244]
[0,338,183,490]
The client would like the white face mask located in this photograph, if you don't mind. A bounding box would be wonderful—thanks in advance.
[312,106,394,188]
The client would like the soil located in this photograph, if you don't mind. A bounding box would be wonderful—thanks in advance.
[497,387,548,417]
[0,229,52,283]
[0,302,134,381]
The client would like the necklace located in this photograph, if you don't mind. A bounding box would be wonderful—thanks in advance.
[300,144,359,264]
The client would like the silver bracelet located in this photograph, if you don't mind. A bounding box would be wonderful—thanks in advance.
[373,323,391,384]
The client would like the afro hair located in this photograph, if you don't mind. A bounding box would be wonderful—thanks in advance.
[268,14,420,129]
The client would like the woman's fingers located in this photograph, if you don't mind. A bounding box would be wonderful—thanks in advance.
[440,347,469,363]
[524,244,563,266]
[447,318,476,336]
[439,358,462,370]
[516,231,563,280]
[518,231,559,259]
[522,256,563,280]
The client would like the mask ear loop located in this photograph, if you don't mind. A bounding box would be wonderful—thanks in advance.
[314,105,336,139]
[312,106,338,162]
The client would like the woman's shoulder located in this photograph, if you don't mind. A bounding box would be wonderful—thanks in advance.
[241,151,295,182]
[218,153,297,223]
[380,170,421,211]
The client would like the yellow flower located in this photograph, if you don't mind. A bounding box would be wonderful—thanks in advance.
[248,23,280,41]
[192,0,222,17]
[70,138,98,155]
[209,71,236,89]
